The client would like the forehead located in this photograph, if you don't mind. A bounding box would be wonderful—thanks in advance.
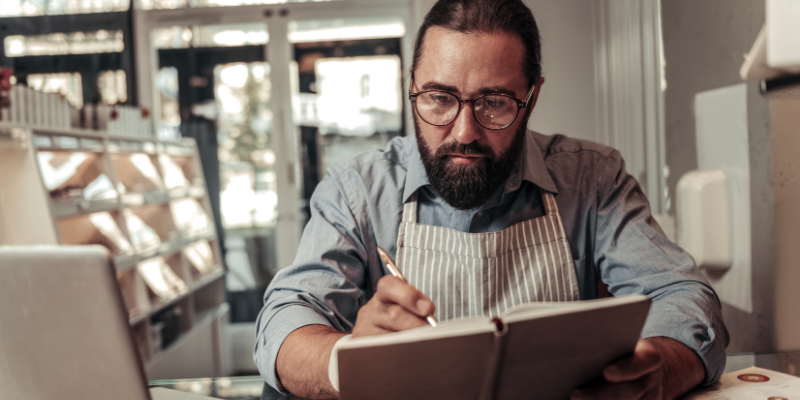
[415,26,527,94]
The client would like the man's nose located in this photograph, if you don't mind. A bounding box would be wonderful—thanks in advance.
[450,102,482,145]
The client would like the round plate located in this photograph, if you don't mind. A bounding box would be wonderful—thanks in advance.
[737,373,770,382]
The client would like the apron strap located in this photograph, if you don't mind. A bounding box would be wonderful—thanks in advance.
[401,193,418,223]
[541,190,559,217]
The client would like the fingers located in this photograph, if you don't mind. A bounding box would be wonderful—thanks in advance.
[351,315,393,338]
[352,276,436,338]
[372,302,430,331]
[604,339,662,383]
[352,301,404,338]
[571,373,662,400]
[375,275,435,317]
[571,339,664,400]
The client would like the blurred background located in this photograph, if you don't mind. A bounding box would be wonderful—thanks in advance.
[1,0,798,389]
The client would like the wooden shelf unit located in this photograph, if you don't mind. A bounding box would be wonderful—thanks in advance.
[0,121,230,380]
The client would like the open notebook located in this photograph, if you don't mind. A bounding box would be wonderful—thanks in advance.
[337,294,651,400]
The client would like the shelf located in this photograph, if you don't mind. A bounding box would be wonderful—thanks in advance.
[170,198,214,240]
[56,211,135,258]
[51,193,206,220]
[108,139,158,154]
[32,135,104,152]
[121,191,171,207]
[157,238,185,257]
[52,198,120,218]
[167,186,207,200]
[121,187,205,207]
[184,239,220,279]
[32,126,114,140]
[185,232,217,245]
[129,268,224,325]
[114,236,215,273]
[115,254,139,272]
[0,125,30,150]
[0,123,90,139]
[30,125,159,143]
[0,123,172,146]
[163,143,196,157]
[5,102,227,380]
[134,238,183,261]
[114,239,183,272]
[125,203,180,253]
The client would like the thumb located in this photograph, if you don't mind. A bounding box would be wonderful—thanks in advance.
[604,339,662,382]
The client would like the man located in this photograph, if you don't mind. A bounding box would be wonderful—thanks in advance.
[255,0,728,398]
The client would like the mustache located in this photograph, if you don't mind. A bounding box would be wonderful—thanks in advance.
[434,140,495,159]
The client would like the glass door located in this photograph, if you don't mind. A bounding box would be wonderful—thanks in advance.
[261,1,414,268]
[151,21,276,321]
[139,0,415,292]
[287,17,407,221]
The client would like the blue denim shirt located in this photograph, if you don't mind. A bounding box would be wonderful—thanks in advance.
[254,130,728,393]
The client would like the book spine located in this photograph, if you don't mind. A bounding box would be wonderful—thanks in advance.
[477,318,509,400]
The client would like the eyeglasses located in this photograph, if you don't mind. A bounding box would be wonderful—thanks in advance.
[409,84,536,130]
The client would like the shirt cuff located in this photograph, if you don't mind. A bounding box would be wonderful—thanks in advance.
[641,322,726,386]
[255,305,333,395]
[328,334,353,392]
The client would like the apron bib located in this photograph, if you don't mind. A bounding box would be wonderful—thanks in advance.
[395,191,580,322]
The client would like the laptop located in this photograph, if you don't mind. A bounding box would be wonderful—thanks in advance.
[0,245,217,400]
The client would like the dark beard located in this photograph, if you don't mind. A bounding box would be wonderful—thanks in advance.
[415,117,527,211]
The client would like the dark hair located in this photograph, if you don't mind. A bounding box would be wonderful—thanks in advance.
[411,0,542,87]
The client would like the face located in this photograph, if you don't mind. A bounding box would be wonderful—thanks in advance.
[413,27,544,210]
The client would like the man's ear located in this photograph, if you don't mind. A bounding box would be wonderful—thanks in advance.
[525,76,545,119]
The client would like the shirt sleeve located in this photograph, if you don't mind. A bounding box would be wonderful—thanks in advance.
[253,169,369,394]
[594,150,729,385]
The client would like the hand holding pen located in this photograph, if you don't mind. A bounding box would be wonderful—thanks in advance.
[350,247,438,338]
[376,247,438,327]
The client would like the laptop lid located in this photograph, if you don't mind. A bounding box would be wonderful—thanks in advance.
[0,245,151,400]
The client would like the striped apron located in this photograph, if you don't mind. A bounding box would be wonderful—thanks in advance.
[394,191,580,322]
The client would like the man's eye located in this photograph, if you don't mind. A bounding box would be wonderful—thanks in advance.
[485,98,507,108]
[431,95,452,104]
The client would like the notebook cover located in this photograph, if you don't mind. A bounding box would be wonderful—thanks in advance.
[338,296,650,400]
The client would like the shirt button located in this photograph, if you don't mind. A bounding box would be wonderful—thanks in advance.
[477,212,484,218]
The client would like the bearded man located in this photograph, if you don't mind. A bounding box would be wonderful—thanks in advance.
[254,0,728,398]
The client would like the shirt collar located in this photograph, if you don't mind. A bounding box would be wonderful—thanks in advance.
[518,129,558,194]
[403,136,429,203]
[402,130,558,204]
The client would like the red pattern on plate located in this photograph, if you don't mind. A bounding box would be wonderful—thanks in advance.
[737,373,770,382]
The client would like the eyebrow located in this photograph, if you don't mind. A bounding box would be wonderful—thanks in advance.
[418,81,519,98]
[420,81,459,92]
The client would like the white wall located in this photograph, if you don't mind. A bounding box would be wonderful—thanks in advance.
[525,0,599,143]
[660,0,773,353]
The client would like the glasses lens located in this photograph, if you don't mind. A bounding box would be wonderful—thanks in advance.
[415,91,459,125]
[474,95,517,129]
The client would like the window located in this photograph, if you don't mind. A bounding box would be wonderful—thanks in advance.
[215,62,278,229]
[27,72,83,107]
[4,30,124,58]
[0,0,128,17]
[155,67,180,139]
[153,24,268,49]
[97,70,128,105]
[137,0,342,11]
[288,17,406,176]
[288,17,405,43]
